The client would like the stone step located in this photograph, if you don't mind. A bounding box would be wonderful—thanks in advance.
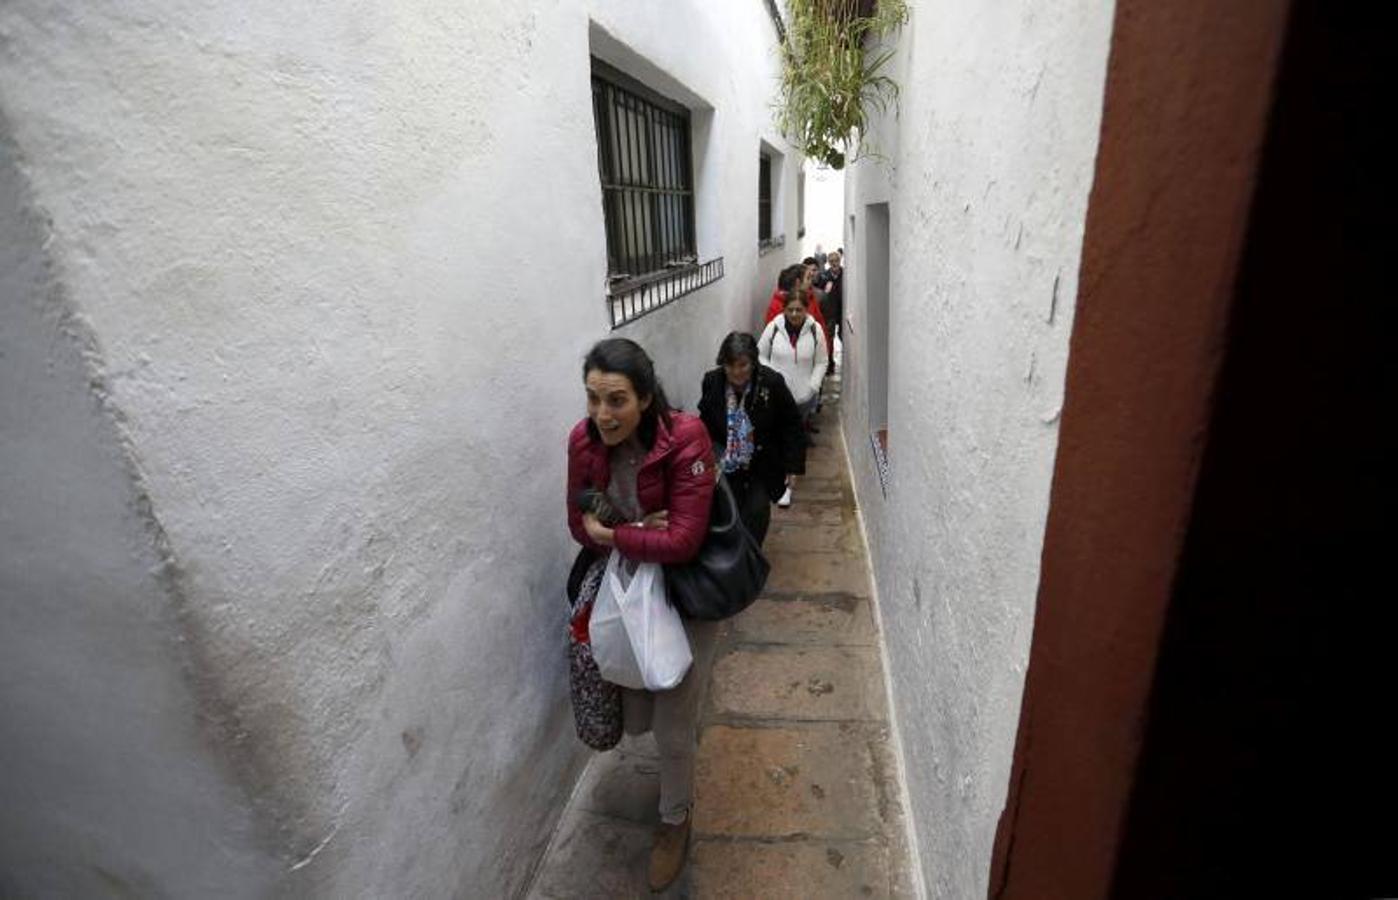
[694,722,895,841]
[708,645,887,722]
[762,551,872,597]
[763,532,861,558]
[691,839,895,899]
[771,505,847,526]
[790,475,845,490]
[727,595,878,647]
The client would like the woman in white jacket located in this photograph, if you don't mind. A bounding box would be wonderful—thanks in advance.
[758,290,828,507]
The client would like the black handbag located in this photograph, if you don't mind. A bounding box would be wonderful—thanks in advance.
[665,474,770,620]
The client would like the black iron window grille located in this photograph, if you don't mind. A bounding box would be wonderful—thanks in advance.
[606,257,726,329]
[592,59,722,327]
[591,60,720,327]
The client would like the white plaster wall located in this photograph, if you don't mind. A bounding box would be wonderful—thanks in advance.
[0,1,795,895]
[800,161,846,260]
[838,3,1116,896]
[2,120,281,899]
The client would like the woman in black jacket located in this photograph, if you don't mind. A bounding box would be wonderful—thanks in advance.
[698,332,805,546]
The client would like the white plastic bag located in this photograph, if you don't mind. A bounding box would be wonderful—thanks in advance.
[589,554,645,690]
[590,551,692,691]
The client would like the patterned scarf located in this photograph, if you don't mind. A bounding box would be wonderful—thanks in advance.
[722,381,756,474]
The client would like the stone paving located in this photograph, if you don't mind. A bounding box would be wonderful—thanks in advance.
[528,380,914,899]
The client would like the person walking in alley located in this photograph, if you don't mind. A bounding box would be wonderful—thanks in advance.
[698,332,805,544]
[803,256,838,371]
[764,264,829,341]
[566,338,717,891]
[767,261,834,387]
[758,292,828,508]
[815,250,844,376]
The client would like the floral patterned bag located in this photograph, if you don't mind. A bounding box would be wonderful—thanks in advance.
[567,554,623,751]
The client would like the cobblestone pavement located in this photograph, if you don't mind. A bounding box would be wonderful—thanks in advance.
[528,378,915,899]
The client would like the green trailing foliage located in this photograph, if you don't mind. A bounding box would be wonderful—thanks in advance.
[777,0,910,170]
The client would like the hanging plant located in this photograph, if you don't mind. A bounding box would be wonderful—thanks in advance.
[777,0,910,170]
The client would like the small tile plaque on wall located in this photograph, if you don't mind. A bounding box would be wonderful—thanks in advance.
[870,429,889,497]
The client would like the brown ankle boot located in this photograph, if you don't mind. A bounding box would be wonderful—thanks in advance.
[647,812,691,892]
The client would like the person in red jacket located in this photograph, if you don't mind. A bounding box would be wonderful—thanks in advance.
[763,263,828,339]
[566,338,716,891]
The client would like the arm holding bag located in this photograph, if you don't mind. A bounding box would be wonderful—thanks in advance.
[664,474,770,620]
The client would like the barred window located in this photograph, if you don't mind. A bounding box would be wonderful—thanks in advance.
[797,170,806,239]
[590,59,722,328]
[591,60,696,288]
[759,153,773,242]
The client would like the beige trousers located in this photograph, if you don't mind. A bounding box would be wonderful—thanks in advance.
[621,617,720,824]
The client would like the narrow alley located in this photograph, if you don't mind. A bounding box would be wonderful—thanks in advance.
[529,378,917,898]
[3,0,1385,896]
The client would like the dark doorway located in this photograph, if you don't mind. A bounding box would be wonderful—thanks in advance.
[988,1,1390,898]
[1111,3,1389,897]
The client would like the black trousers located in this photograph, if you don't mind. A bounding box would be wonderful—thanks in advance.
[727,470,773,547]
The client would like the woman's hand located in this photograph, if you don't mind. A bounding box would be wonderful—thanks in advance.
[582,513,615,547]
[641,510,670,530]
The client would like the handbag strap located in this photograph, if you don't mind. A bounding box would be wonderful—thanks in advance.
[709,473,740,532]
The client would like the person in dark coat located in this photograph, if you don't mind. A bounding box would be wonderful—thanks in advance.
[815,249,844,375]
[697,332,805,545]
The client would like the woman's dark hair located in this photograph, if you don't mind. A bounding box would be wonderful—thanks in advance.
[582,338,673,449]
[716,331,759,368]
[782,289,808,310]
[777,265,803,292]
[802,256,818,267]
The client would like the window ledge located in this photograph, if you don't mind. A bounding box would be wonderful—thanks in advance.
[758,234,787,256]
[608,257,725,328]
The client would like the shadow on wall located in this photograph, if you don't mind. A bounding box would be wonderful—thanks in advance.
[0,113,282,896]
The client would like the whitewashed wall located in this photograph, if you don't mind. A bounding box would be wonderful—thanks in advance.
[838,3,1115,897]
[0,1,796,895]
